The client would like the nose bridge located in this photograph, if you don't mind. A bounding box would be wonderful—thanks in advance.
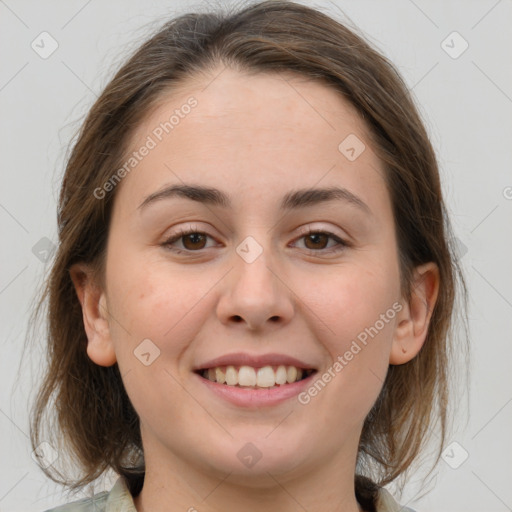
[216,233,294,330]
[236,234,276,294]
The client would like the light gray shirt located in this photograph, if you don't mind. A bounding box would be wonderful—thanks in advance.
[43,476,416,512]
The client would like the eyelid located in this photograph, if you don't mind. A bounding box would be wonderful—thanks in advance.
[295,223,349,241]
[290,225,350,252]
[161,223,350,254]
[162,224,219,250]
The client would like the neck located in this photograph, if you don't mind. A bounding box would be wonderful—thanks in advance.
[133,442,363,512]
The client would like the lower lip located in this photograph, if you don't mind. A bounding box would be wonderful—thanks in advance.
[194,371,317,408]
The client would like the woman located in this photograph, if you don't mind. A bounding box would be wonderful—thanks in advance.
[31,1,466,510]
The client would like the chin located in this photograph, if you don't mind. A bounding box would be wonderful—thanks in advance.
[195,431,316,485]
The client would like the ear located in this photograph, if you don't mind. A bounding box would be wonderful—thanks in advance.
[390,262,440,365]
[69,263,117,367]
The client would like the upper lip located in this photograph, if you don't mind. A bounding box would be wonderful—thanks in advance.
[194,352,317,371]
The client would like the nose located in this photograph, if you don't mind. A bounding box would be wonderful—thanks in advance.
[216,240,295,332]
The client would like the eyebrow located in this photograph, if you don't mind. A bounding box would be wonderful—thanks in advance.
[138,183,372,215]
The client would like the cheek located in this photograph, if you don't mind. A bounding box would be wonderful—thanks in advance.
[309,261,400,347]
[105,252,219,367]
[301,280,397,433]
[302,259,400,411]
[104,260,213,422]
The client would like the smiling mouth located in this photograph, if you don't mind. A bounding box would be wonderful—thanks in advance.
[195,365,317,388]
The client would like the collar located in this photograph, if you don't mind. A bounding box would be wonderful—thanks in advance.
[104,477,411,512]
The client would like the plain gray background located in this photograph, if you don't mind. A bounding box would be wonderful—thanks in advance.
[1,0,511,511]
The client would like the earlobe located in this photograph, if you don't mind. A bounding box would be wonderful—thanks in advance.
[390,262,440,365]
[69,263,117,367]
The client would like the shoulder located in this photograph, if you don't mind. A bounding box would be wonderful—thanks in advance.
[42,491,108,512]
[42,477,136,512]
[376,487,417,512]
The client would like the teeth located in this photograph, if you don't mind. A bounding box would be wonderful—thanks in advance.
[215,367,226,384]
[275,365,287,385]
[256,366,275,387]
[238,366,256,386]
[200,365,313,387]
[225,365,238,386]
[286,366,297,383]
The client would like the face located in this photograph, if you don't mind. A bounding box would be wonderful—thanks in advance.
[80,67,424,487]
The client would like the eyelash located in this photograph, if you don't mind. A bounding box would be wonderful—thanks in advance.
[161,226,349,255]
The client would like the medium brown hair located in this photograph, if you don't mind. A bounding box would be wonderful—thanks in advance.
[28,0,468,498]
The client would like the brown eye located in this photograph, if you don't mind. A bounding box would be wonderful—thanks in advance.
[304,232,330,250]
[162,229,214,253]
[292,230,348,254]
[181,233,207,250]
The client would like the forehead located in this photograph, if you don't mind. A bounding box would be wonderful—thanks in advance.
[115,67,388,215]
